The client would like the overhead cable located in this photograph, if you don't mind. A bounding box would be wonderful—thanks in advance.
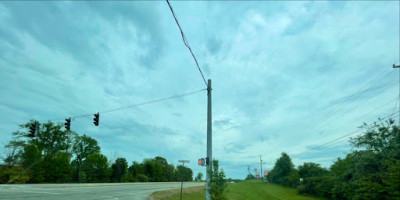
[166,0,208,87]
[51,88,206,122]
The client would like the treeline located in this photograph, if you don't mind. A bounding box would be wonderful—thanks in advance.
[0,120,193,183]
[267,119,400,199]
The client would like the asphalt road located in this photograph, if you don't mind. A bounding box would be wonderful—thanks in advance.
[0,182,205,200]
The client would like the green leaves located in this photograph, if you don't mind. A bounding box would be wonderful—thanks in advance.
[267,152,296,186]
[208,159,227,200]
[2,120,196,185]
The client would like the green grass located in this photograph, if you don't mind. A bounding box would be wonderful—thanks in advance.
[149,186,205,200]
[150,180,323,200]
[227,180,322,200]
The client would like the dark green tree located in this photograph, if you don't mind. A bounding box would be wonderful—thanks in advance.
[267,152,295,186]
[21,143,43,183]
[175,165,193,182]
[72,134,100,182]
[111,157,128,182]
[41,152,72,183]
[81,153,109,183]
[298,162,328,179]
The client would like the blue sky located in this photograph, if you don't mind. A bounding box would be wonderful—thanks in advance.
[0,1,399,179]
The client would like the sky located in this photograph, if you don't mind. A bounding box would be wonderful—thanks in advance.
[0,1,399,179]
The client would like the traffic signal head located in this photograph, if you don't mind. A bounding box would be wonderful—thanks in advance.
[206,157,209,166]
[198,158,205,166]
[29,123,36,138]
[93,113,99,126]
[65,118,71,131]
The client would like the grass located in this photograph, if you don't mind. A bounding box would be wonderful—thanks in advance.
[149,186,205,200]
[149,180,323,200]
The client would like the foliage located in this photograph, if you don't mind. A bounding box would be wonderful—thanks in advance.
[0,120,195,184]
[208,159,227,200]
[245,173,256,180]
[175,165,193,182]
[298,162,328,179]
[111,157,128,182]
[267,152,296,187]
[0,166,30,184]
[269,119,400,200]
[81,152,109,183]
[195,172,203,181]
[42,152,72,183]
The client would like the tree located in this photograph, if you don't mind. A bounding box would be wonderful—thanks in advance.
[21,143,43,183]
[175,165,193,182]
[267,152,295,185]
[72,134,100,182]
[296,119,400,199]
[208,159,227,200]
[195,172,203,181]
[165,164,175,182]
[81,153,109,183]
[298,162,330,196]
[72,134,100,166]
[298,162,328,179]
[111,157,128,182]
[41,152,72,183]
[245,173,255,180]
[2,140,25,168]
[5,120,75,183]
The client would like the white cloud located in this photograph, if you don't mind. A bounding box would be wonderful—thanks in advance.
[0,1,398,179]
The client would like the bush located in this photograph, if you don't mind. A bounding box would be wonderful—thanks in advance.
[0,166,30,184]
[208,159,227,200]
[283,170,300,188]
[136,174,148,182]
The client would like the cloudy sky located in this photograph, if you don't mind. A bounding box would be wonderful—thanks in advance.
[0,1,399,179]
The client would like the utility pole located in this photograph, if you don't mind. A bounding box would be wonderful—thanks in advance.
[394,64,400,125]
[206,79,212,200]
[259,155,263,181]
[178,160,190,200]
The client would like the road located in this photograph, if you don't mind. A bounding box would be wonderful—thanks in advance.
[0,182,205,200]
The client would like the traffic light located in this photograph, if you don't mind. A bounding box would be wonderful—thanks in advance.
[93,113,99,126]
[206,157,209,166]
[29,123,36,138]
[198,158,205,166]
[65,118,71,131]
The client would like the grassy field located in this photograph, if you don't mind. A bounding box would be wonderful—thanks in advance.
[149,180,323,200]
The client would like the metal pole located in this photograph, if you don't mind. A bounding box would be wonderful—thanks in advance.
[206,79,212,200]
[260,155,263,181]
[178,160,189,200]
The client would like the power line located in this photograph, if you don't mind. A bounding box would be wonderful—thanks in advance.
[309,81,398,134]
[311,111,399,150]
[51,88,206,122]
[303,66,395,136]
[391,95,399,115]
[166,0,208,87]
